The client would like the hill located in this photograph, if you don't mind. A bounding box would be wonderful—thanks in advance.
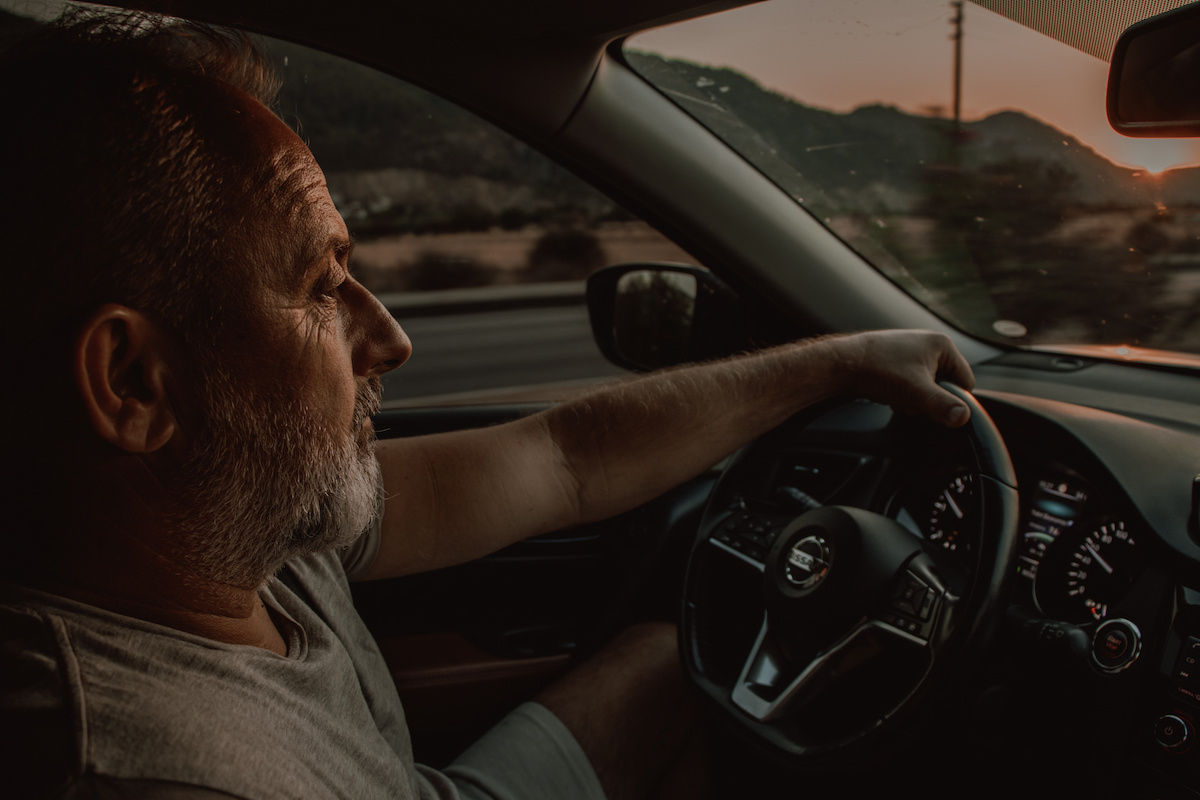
[623,50,1195,214]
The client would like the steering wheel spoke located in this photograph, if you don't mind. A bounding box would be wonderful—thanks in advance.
[732,553,954,723]
[733,612,930,722]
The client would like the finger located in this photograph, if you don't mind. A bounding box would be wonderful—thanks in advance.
[937,338,976,392]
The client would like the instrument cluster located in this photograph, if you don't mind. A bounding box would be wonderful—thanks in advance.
[1017,467,1144,625]
[893,461,1146,626]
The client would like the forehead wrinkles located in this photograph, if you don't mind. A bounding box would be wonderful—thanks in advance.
[252,143,330,288]
[270,144,324,219]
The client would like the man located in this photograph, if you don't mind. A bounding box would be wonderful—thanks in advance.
[0,11,976,800]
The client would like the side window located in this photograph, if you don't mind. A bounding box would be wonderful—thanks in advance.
[267,38,699,407]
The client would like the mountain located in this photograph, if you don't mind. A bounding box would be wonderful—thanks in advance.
[624,50,1187,214]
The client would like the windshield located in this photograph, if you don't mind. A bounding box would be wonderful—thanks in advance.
[626,0,1200,364]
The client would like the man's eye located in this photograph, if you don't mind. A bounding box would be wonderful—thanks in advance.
[317,278,348,303]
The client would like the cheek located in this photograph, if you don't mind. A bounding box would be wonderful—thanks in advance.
[294,344,356,420]
[265,311,359,428]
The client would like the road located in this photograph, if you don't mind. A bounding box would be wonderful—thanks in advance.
[381,304,628,405]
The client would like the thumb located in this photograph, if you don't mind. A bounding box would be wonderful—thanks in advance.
[928,383,971,427]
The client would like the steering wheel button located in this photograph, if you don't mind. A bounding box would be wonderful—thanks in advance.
[889,598,916,616]
[918,592,935,620]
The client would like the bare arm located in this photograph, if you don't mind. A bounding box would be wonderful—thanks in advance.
[359,330,974,580]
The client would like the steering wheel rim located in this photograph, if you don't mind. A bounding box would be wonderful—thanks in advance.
[680,384,1019,763]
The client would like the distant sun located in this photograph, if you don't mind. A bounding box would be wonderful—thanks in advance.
[1121,140,1200,175]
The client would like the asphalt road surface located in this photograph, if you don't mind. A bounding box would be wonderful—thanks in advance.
[381,304,627,404]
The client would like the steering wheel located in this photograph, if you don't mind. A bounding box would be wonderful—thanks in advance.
[680,384,1019,764]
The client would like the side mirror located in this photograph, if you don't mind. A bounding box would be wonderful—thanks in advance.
[1108,3,1200,137]
[587,263,749,372]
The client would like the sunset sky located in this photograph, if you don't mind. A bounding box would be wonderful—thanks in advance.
[630,0,1200,174]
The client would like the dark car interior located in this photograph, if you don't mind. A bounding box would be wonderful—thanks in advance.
[7,0,1200,797]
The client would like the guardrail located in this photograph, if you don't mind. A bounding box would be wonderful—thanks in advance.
[378,281,587,318]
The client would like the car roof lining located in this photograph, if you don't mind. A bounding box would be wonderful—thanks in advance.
[970,0,1195,62]
[106,0,761,137]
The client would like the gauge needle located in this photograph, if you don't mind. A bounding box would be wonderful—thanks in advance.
[943,490,964,519]
[1085,542,1114,574]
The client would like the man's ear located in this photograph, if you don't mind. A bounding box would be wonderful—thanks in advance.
[74,304,178,453]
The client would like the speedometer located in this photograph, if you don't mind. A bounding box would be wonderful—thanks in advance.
[1034,519,1143,624]
[927,473,974,555]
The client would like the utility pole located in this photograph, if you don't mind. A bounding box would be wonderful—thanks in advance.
[951,1,964,136]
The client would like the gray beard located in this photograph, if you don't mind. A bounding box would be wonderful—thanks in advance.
[173,372,383,589]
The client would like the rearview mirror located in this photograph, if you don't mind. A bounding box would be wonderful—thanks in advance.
[1108,3,1200,137]
[587,263,748,372]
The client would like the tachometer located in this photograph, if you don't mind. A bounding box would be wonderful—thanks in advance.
[1034,519,1143,624]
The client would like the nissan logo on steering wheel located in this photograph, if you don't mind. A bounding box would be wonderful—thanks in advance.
[785,535,831,589]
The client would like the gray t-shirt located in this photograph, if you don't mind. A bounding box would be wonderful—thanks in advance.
[0,532,459,800]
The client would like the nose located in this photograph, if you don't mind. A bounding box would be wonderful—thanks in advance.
[345,279,412,377]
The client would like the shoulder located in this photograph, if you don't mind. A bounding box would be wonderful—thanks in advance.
[1,599,81,798]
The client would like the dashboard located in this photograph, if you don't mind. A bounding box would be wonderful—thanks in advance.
[693,374,1200,795]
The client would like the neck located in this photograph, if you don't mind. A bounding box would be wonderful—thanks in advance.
[39,470,288,655]
[42,569,289,656]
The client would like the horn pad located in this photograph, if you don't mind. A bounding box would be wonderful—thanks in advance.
[763,506,922,661]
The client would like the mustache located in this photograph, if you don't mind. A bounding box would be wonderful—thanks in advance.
[351,376,383,434]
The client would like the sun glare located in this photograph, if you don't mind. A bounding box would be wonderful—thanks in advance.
[1117,140,1200,175]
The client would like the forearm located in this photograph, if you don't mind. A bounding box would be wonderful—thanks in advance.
[543,336,846,525]
[363,330,973,579]
[364,338,841,579]
[367,418,576,577]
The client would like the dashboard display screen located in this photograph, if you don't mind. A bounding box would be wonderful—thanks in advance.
[1019,479,1088,581]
